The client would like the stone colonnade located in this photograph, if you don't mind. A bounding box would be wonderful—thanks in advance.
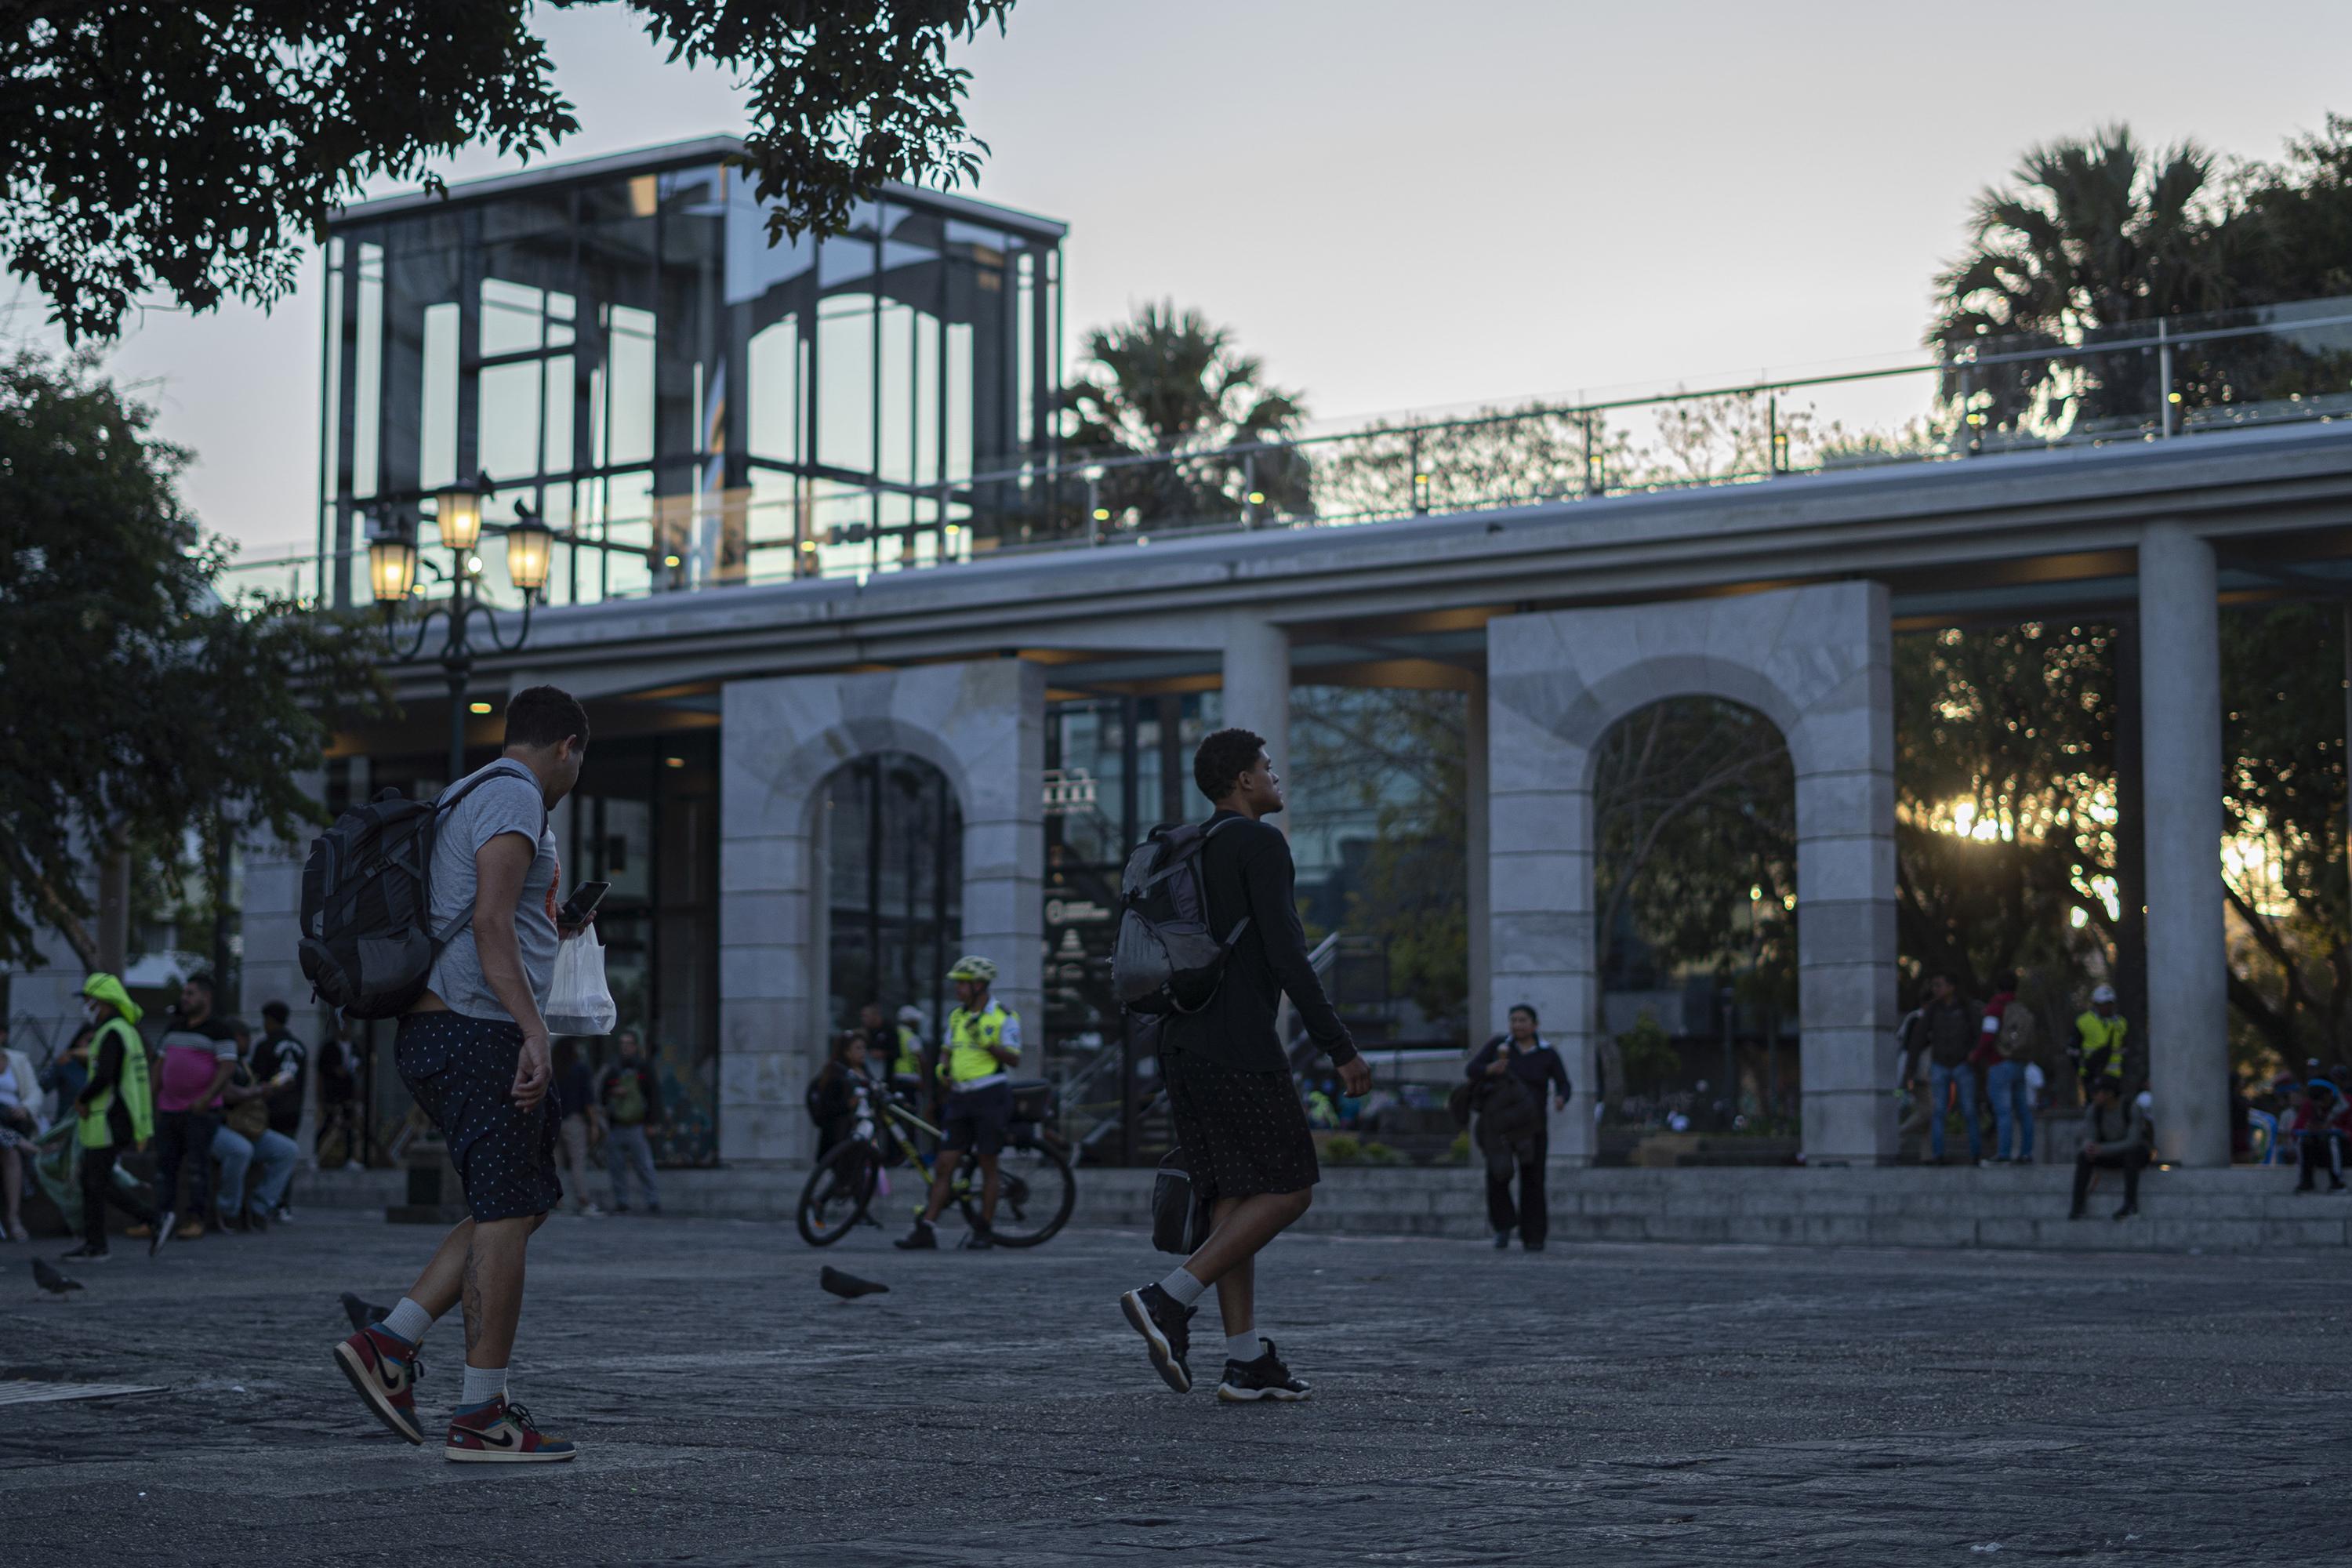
[176,527,2237,1171]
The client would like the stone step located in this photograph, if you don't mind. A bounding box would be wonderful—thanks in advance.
[287,1162,2349,1251]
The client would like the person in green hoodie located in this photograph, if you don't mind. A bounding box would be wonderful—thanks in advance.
[66,973,164,1262]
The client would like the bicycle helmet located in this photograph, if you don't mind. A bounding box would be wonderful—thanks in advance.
[946,955,997,983]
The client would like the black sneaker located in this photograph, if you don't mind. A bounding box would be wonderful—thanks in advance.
[960,1229,994,1251]
[58,1243,111,1262]
[244,1207,270,1234]
[2113,1203,2140,1221]
[1120,1283,1196,1394]
[1217,1339,1312,1403]
[894,1220,938,1250]
[2067,1206,2087,1221]
[1491,1231,1510,1250]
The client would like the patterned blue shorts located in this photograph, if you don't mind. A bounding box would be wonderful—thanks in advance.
[395,1012,562,1222]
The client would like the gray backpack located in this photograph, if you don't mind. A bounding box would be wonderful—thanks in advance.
[1111,819,1250,1016]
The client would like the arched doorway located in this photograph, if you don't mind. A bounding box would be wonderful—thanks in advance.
[1486,581,1898,1164]
[1590,696,1798,1160]
[821,750,964,1035]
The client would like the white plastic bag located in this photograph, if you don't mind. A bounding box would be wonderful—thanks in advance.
[543,928,617,1035]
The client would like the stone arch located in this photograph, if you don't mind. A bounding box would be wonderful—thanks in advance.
[1486,581,1894,1165]
[811,749,964,1050]
[717,659,1044,1163]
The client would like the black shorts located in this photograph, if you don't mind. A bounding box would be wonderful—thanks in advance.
[1160,1048,1319,1205]
[939,1082,1014,1156]
[395,1012,562,1222]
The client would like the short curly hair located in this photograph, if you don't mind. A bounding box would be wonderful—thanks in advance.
[1193,728,1268,803]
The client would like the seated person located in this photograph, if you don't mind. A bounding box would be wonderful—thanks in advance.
[2071,1076,2153,1221]
[806,1033,875,1159]
[2285,1078,2350,1194]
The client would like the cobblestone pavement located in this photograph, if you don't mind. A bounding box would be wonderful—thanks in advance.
[2,1208,2346,1565]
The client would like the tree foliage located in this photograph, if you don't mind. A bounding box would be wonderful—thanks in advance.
[2219,604,2350,1065]
[0,1,1016,343]
[1592,698,1795,999]
[1061,301,1309,529]
[0,350,387,969]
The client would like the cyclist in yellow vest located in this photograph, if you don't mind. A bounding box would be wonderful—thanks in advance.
[2074,983,2129,1094]
[896,955,1020,1251]
[65,972,165,1262]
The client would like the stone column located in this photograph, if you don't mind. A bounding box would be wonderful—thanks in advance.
[2139,521,2230,1166]
[1788,585,1898,1165]
[1465,673,1493,1062]
[1486,619,1598,1166]
[718,681,824,1167]
[239,771,328,1160]
[1221,615,1291,829]
[953,660,1048,1073]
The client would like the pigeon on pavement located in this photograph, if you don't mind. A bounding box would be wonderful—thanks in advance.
[340,1291,391,1334]
[819,1265,888,1299]
[33,1258,82,1296]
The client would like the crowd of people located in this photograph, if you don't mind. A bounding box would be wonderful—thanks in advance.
[0,974,347,1259]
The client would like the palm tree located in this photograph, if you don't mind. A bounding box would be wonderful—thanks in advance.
[1929,125,2238,434]
[1059,302,1308,532]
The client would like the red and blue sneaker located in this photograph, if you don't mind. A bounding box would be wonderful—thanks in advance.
[445,1398,579,1464]
[332,1323,426,1445]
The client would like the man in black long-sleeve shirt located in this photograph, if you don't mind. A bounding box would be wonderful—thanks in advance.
[1121,728,1368,1405]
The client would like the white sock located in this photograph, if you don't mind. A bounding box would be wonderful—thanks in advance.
[1156,1267,1207,1308]
[379,1297,435,1346]
[459,1363,507,1409]
[1224,1329,1262,1363]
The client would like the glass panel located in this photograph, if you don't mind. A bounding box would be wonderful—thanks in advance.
[352,244,383,499]
[321,254,343,506]
[419,301,459,492]
[542,354,574,477]
[817,292,875,473]
[477,361,540,482]
[481,278,544,356]
[748,314,800,463]
[603,304,656,466]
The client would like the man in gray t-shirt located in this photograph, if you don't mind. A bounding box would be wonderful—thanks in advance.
[332,685,593,1465]
[427,758,560,1021]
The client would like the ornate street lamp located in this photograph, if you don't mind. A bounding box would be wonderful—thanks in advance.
[370,474,550,781]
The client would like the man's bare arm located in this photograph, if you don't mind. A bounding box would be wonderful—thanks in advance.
[472,833,553,1109]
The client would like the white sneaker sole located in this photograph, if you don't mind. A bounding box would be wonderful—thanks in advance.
[1120,1289,1192,1394]
[332,1340,423,1445]
[445,1443,579,1463]
[1218,1381,1312,1403]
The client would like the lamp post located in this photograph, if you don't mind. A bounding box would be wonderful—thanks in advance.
[368,474,556,782]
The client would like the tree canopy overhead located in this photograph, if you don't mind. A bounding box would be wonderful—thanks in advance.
[0,350,386,970]
[0,1,1017,343]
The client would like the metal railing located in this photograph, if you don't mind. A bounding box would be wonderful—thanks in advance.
[220,296,2352,608]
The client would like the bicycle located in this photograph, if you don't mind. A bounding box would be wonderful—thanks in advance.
[796,1077,1076,1249]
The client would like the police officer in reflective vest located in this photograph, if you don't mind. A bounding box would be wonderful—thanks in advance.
[65,972,165,1262]
[2074,983,2129,1094]
[895,956,1020,1251]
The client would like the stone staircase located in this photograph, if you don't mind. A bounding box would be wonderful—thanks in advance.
[287,1161,2352,1252]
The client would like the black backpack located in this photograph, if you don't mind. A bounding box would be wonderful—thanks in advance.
[1111,818,1250,1016]
[296,761,538,1019]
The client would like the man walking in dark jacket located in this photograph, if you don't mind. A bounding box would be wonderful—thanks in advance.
[1120,728,1368,1404]
[1465,1005,1571,1250]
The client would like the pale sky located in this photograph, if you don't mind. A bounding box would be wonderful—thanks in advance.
[27,0,2352,564]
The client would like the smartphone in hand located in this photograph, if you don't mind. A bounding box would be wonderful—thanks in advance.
[558,880,611,925]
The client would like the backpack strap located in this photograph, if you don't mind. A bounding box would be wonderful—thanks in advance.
[426,760,550,949]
